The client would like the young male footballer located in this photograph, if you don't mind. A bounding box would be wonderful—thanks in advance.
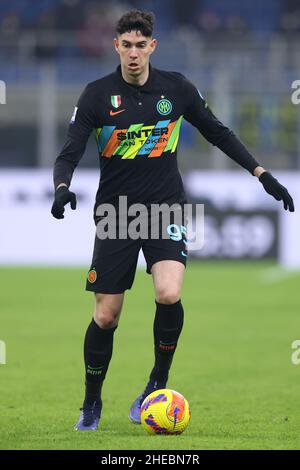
[51,10,294,431]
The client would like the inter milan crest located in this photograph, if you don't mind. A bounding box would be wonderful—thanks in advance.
[157,97,172,116]
[111,95,121,108]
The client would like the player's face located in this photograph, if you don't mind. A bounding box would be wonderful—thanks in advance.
[114,30,157,79]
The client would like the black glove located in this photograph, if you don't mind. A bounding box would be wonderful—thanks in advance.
[259,171,294,212]
[51,186,77,219]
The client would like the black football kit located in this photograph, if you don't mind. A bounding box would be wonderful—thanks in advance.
[53,64,260,293]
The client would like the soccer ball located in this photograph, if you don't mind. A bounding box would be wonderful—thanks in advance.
[140,389,190,435]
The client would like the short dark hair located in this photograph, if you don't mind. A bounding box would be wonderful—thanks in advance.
[116,9,155,37]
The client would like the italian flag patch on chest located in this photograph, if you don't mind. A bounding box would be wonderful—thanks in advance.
[111,95,121,108]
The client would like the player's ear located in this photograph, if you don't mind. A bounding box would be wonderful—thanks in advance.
[114,38,120,54]
[149,38,157,54]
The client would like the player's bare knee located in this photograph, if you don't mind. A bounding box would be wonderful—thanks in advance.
[156,289,180,305]
[93,310,119,329]
[93,297,121,328]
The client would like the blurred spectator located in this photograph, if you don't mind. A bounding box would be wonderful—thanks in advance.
[197,11,222,33]
[34,10,58,60]
[226,15,249,35]
[0,11,20,39]
[55,0,85,30]
[1,0,299,61]
[280,0,300,32]
[172,0,199,29]
[0,10,20,60]
[78,2,125,58]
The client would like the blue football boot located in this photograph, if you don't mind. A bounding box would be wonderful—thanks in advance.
[74,400,102,431]
[129,378,167,424]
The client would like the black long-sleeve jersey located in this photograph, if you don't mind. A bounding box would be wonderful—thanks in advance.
[54,64,259,216]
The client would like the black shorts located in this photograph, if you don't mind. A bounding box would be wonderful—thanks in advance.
[85,211,188,294]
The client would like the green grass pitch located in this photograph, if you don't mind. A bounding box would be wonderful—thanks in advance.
[0,261,300,450]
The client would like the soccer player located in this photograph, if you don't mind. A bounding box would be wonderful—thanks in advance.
[51,10,294,431]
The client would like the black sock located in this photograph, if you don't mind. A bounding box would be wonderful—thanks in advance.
[149,299,184,384]
[83,319,117,404]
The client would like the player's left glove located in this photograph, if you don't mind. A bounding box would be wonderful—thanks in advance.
[259,171,294,212]
[51,186,77,219]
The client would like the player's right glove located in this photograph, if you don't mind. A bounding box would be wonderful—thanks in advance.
[51,186,77,219]
[259,171,295,212]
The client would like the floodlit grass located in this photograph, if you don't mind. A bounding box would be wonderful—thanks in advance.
[0,262,300,450]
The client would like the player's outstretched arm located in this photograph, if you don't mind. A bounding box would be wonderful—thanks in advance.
[51,184,77,219]
[181,77,295,213]
[51,83,96,219]
[253,166,295,212]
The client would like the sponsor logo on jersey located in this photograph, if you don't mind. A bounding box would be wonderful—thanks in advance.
[94,116,183,159]
[117,127,168,141]
[110,108,126,116]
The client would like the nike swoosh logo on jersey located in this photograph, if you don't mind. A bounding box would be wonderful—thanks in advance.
[110,109,126,116]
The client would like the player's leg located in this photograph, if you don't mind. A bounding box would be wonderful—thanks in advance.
[129,260,185,423]
[75,293,124,431]
[84,292,124,403]
[76,233,141,430]
[150,260,185,383]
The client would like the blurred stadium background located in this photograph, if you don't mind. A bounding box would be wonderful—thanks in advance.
[1,0,300,450]
[0,0,300,266]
